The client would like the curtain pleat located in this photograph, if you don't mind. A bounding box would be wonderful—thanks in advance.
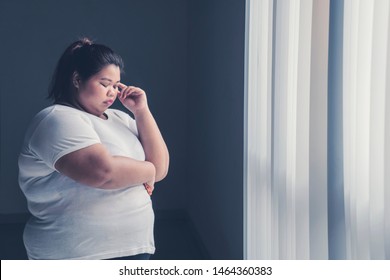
[343,0,390,260]
[244,0,273,260]
[369,0,389,260]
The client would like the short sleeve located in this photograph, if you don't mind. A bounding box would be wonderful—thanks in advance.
[29,109,101,169]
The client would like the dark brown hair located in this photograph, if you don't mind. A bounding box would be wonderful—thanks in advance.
[48,38,124,104]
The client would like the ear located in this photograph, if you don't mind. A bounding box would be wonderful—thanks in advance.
[72,72,81,89]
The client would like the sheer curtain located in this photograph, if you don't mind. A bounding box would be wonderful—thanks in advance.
[244,0,390,260]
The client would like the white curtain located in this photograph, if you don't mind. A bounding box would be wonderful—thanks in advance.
[244,0,390,260]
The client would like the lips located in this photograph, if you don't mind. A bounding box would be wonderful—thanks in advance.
[104,99,114,105]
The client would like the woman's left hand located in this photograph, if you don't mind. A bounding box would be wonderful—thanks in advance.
[144,183,154,196]
[117,83,148,114]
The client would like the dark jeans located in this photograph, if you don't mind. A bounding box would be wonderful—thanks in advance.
[106,253,151,260]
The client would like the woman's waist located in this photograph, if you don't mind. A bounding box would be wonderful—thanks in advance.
[23,205,155,260]
[26,201,154,233]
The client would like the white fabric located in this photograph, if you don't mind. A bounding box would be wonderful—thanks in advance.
[243,0,273,260]
[245,0,329,260]
[18,105,155,260]
[343,0,390,259]
[245,0,390,260]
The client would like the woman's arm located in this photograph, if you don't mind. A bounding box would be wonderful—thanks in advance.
[134,107,169,182]
[55,143,156,189]
[118,84,169,182]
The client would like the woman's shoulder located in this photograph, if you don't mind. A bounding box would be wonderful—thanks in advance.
[30,105,92,131]
[35,104,84,117]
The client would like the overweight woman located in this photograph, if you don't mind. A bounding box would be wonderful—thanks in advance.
[18,38,169,260]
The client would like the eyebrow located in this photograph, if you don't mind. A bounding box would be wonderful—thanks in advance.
[100,78,120,83]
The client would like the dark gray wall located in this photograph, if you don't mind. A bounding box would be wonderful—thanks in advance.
[0,0,188,213]
[187,0,246,259]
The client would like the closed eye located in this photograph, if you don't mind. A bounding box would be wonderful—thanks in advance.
[100,83,119,90]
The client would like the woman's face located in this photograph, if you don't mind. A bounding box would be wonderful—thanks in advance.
[76,64,121,118]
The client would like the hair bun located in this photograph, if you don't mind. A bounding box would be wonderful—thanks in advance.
[71,37,93,52]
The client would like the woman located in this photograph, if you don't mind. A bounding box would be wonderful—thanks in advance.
[18,38,169,260]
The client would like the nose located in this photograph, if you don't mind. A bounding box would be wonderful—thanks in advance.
[107,86,117,97]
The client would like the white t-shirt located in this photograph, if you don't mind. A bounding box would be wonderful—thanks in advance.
[18,105,155,260]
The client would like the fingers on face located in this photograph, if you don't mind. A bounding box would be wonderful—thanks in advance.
[119,86,144,99]
[117,82,127,89]
[117,83,125,96]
